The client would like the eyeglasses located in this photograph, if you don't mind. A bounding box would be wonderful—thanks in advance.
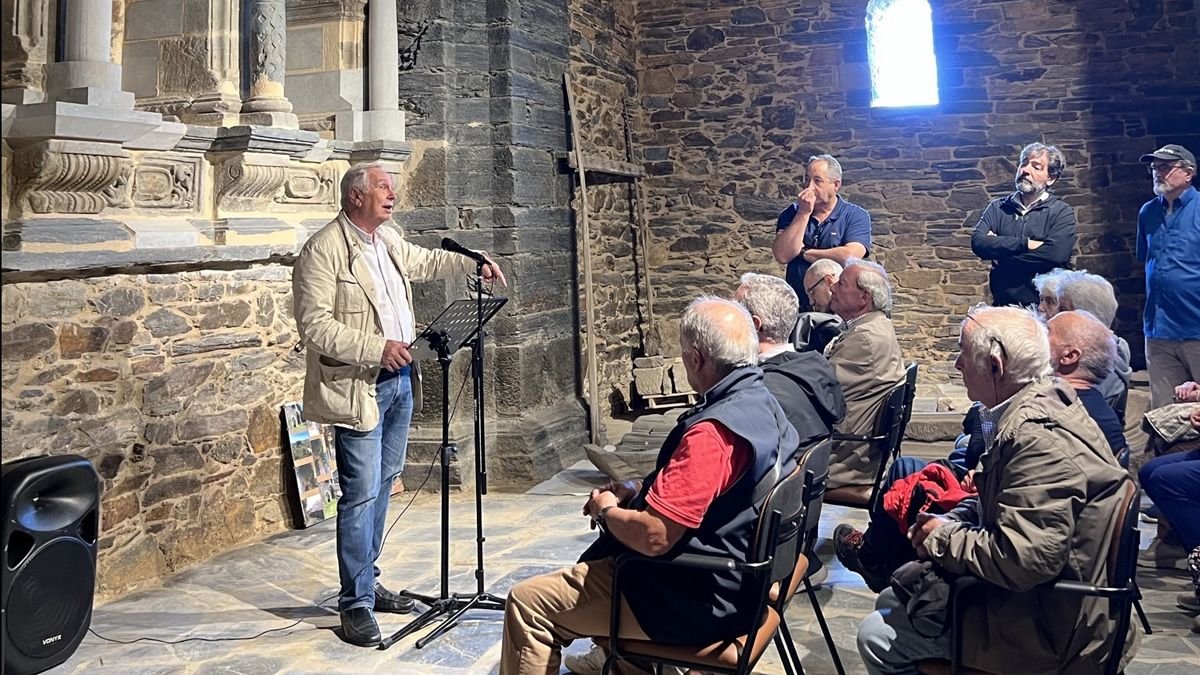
[964,313,1009,361]
[1148,163,1180,176]
[806,275,828,297]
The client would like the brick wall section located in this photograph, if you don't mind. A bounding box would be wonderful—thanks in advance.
[634,0,1200,379]
[1,267,303,600]
[567,0,646,415]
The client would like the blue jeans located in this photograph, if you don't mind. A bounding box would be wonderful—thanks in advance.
[334,366,413,611]
[1139,448,1200,550]
[858,588,952,674]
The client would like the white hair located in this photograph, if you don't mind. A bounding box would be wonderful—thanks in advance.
[962,305,1052,385]
[1049,310,1117,385]
[804,258,843,286]
[340,161,388,211]
[807,154,843,182]
[737,273,799,344]
[680,296,759,377]
[845,258,893,315]
[1032,268,1071,298]
[1057,270,1118,327]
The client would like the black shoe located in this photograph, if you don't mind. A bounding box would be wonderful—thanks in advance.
[834,523,890,593]
[374,583,417,614]
[340,607,381,647]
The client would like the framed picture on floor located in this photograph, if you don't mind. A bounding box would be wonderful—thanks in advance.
[282,401,342,527]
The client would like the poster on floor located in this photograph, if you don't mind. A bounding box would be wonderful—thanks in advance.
[282,402,342,527]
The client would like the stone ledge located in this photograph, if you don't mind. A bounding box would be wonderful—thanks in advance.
[1,244,300,281]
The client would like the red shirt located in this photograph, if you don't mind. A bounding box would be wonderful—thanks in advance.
[645,421,753,529]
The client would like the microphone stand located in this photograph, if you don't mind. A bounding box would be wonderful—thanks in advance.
[380,261,504,650]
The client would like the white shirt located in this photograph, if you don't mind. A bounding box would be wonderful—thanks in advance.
[348,221,415,344]
[760,342,796,360]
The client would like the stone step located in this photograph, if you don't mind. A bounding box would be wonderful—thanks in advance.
[904,411,966,442]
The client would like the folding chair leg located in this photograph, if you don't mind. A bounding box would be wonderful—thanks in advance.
[804,577,846,675]
[774,632,797,675]
[1134,597,1153,635]
[779,620,806,675]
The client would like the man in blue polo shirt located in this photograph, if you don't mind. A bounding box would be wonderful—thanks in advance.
[773,154,873,311]
[1138,144,1200,408]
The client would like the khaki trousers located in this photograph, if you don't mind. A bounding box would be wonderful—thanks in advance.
[500,557,653,675]
[1147,338,1200,408]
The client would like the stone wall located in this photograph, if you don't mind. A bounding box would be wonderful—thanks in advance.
[633,0,1200,379]
[1,267,302,600]
[567,0,645,416]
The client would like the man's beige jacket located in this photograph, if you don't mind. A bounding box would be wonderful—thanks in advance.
[293,212,472,431]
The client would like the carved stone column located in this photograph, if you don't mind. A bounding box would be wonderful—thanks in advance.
[183,0,242,126]
[335,0,405,142]
[43,0,131,108]
[1,0,49,104]
[241,0,298,128]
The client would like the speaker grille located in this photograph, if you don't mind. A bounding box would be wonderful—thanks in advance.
[8,538,95,660]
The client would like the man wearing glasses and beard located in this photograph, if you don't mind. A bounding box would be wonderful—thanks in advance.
[970,142,1078,307]
[1138,144,1200,408]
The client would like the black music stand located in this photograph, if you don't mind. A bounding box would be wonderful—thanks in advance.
[380,294,507,650]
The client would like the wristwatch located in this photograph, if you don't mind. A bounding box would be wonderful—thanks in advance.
[596,505,615,528]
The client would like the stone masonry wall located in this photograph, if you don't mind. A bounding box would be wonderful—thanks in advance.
[634,0,1200,380]
[567,0,645,416]
[1,267,304,600]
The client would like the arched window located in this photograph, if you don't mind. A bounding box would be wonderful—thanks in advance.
[866,0,939,107]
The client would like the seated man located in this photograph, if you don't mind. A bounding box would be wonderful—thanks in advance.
[1032,267,1070,319]
[824,259,905,489]
[794,258,844,354]
[1047,310,1129,465]
[500,297,799,675]
[836,309,1134,591]
[1056,270,1133,416]
[857,306,1132,675]
[735,272,846,452]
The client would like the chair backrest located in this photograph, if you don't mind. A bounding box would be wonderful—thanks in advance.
[798,438,831,557]
[872,379,909,453]
[750,455,810,592]
[1106,480,1140,588]
[895,362,919,450]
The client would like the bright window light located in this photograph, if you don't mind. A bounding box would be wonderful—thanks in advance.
[866,0,939,108]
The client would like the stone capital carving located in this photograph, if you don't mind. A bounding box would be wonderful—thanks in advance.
[214,152,290,213]
[12,139,133,215]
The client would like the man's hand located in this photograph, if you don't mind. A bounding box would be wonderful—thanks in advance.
[1190,406,1200,431]
[1174,381,1200,403]
[1027,239,1044,250]
[583,489,620,530]
[381,340,413,371]
[959,469,978,493]
[796,187,817,216]
[478,252,508,287]
[908,512,952,559]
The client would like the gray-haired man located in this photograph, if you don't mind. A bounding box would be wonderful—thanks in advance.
[773,154,873,311]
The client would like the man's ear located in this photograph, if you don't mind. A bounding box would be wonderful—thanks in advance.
[751,315,763,331]
[990,353,1004,377]
[1046,176,1058,188]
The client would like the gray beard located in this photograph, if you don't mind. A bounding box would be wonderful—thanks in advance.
[1015,176,1046,195]
[1153,181,1169,196]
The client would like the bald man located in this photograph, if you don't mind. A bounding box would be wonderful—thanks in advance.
[1048,310,1129,465]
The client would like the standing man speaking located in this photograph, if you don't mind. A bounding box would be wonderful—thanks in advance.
[293,162,506,647]
[773,154,873,311]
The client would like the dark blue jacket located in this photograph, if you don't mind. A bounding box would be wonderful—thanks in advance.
[971,192,1076,306]
[580,366,798,644]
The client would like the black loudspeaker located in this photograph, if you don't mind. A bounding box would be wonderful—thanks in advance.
[2,455,100,675]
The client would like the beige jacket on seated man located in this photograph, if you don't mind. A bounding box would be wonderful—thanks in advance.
[824,260,905,488]
[293,211,473,431]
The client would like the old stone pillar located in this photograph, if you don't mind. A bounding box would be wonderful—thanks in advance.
[368,0,399,113]
[1,0,50,104]
[335,0,405,142]
[184,0,243,126]
[44,0,133,107]
[241,0,298,127]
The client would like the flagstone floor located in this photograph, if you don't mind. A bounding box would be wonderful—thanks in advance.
[54,468,1200,675]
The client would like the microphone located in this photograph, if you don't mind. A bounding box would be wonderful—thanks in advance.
[440,237,488,265]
